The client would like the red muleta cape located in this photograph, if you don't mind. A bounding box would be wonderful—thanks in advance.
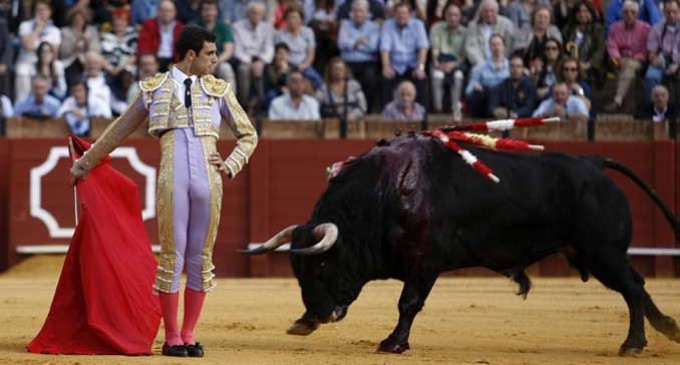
[27,136,161,355]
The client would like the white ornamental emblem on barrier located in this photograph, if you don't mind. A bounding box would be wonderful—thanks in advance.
[29,146,157,239]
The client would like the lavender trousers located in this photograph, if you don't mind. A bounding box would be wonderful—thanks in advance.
[154,127,222,293]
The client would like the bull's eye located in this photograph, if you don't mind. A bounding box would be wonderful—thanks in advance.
[311,262,327,278]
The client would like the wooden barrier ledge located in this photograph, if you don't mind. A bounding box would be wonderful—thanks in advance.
[3,116,677,142]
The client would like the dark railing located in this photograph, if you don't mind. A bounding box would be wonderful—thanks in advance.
[670,118,677,140]
[588,117,595,141]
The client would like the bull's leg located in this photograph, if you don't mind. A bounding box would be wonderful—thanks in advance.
[644,293,680,342]
[584,254,648,355]
[377,274,437,353]
[511,270,531,299]
[634,265,680,343]
[627,268,680,341]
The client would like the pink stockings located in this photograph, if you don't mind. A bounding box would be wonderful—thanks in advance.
[181,288,206,345]
[159,289,206,346]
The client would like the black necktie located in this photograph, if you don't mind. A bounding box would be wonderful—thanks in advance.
[184,78,192,108]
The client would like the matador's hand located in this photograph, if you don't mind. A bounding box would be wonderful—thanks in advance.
[69,163,88,186]
[209,152,231,178]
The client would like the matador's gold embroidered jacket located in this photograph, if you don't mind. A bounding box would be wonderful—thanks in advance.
[73,71,258,178]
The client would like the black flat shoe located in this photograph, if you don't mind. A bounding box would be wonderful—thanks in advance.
[162,342,188,357]
[185,342,204,357]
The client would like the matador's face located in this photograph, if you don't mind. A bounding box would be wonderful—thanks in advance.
[190,41,218,77]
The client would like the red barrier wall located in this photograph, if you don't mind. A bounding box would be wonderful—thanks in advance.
[536,142,678,277]
[1,139,678,277]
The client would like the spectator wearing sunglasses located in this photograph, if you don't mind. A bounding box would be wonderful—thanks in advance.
[557,57,591,111]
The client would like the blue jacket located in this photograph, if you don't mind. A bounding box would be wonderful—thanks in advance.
[488,76,537,118]
[605,0,661,34]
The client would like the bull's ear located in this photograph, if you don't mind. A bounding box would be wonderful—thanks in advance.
[239,225,297,255]
[290,223,338,255]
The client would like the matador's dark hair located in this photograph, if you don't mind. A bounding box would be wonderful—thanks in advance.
[175,24,217,61]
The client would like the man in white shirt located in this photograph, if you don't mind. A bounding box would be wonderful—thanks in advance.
[58,79,113,136]
[532,82,589,122]
[268,71,320,120]
[83,52,116,114]
[232,2,274,105]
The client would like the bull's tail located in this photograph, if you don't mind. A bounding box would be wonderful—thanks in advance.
[590,156,680,243]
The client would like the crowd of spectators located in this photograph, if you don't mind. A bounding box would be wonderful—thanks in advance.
[0,0,678,137]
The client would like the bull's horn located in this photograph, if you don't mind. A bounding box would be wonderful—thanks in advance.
[290,223,338,255]
[239,225,297,255]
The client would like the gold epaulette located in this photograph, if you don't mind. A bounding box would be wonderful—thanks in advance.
[140,72,170,92]
[200,74,229,97]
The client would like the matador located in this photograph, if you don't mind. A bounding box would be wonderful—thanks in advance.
[70,25,258,357]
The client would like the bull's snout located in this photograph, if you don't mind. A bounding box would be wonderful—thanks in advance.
[330,305,347,322]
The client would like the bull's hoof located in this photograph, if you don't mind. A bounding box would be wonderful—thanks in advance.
[618,346,643,357]
[377,338,410,354]
[619,338,647,357]
[656,317,680,342]
[666,328,680,343]
[287,320,318,336]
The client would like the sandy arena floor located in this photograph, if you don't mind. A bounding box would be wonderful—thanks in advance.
[1,255,679,365]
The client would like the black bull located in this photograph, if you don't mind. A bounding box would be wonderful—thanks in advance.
[243,134,680,355]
